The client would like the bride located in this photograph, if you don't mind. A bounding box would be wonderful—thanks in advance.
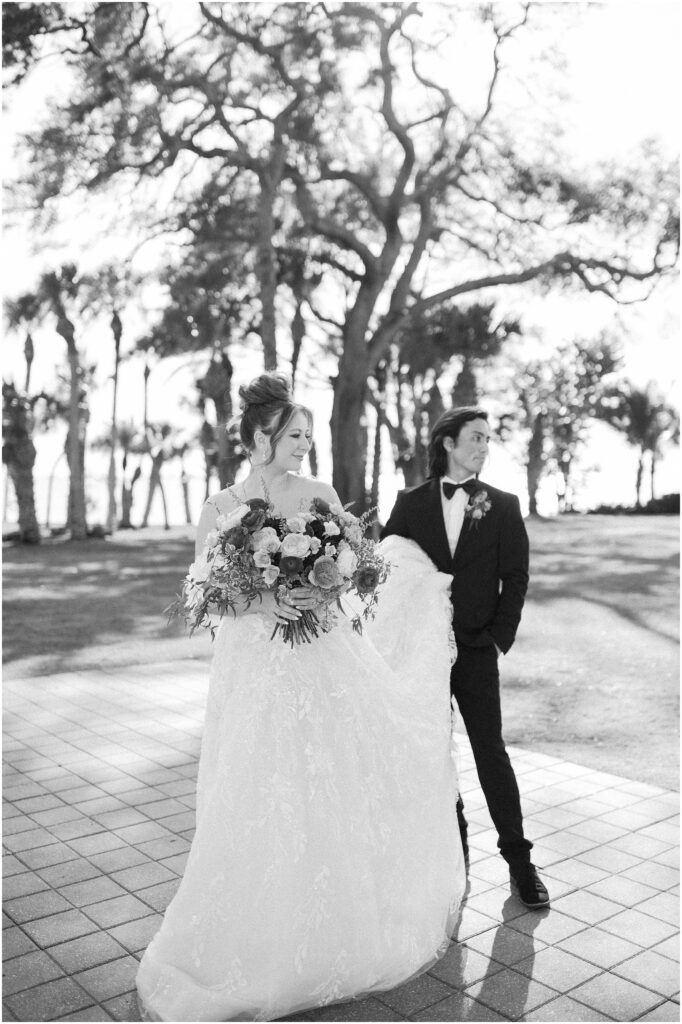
[136,372,466,1022]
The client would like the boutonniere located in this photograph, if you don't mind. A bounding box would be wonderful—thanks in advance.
[465,490,492,527]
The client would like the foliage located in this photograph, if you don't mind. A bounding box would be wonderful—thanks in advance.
[502,334,622,512]
[597,381,679,506]
[373,301,519,485]
[6,2,680,511]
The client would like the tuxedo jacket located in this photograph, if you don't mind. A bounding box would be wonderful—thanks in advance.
[380,477,529,654]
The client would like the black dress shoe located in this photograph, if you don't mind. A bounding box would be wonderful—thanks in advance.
[510,863,550,909]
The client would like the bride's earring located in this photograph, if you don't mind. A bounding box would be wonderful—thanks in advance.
[252,439,269,468]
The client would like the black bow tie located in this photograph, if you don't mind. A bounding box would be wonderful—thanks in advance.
[442,480,477,500]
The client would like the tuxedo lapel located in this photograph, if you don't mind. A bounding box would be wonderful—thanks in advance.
[415,479,452,572]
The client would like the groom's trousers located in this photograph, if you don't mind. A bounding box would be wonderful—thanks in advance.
[450,644,533,867]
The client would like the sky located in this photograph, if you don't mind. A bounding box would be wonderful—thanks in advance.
[2,0,680,525]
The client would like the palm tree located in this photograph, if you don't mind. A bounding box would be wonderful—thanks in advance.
[5,292,41,393]
[117,421,145,529]
[140,423,175,529]
[2,383,40,542]
[80,264,142,534]
[36,265,89,539]
[599,382,679,507]
[3,293,43,538]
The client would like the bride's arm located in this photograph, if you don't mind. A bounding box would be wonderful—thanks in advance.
[195,501,218,561]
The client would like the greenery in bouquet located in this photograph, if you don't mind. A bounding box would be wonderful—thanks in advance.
[169,496,390,645]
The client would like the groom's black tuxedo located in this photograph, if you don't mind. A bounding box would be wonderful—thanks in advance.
[380,477,529,653]
[381,475,533,867]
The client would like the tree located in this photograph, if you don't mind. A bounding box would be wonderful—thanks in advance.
[6,269,91,538]
[599,382,679,507]
[5,292,42,393]
[79,264,142,533]
[35,266,90,539]
[373,302,518,488]
[116,420,144,528]
[11,2,680,511]
[502,335,621,513]
[547,337,621,511]
[2,383,41,542]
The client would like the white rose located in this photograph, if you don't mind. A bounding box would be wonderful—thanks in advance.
[286,516,308,533]
[262,565,280,587]
[251,527,281,553]
[345,525,363,546]
[216,505,249,532]
[280,532,312,557]
[204,529,219,551]
[188,553,210,583]
[336,545,358,578]
[309,537,322,554]
[323,521,340,537]
[253,549,272,568]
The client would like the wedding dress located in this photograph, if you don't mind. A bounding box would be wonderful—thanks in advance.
[136,534,466,1022]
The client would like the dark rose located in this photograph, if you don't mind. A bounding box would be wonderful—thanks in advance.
[246,498,270,511]
[280,555,304,577]
[307,518,326,540]
[224,526,249,550]
[242,508,267,531]
[312,496,331,515]
[354,564,379,594]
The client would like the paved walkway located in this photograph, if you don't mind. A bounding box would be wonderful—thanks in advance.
[2,661,679,1022]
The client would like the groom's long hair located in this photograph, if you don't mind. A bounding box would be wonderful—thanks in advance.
[427,407,489,479]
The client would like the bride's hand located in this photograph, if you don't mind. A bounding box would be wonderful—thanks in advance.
[285,585,319,612]
[272,590,304,622]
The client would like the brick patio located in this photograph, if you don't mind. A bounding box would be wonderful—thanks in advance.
[3,660,679,1022]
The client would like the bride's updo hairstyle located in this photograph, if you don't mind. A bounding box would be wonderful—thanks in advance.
[238,371,312,464]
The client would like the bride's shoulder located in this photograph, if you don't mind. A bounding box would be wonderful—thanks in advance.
[204,487,242,514]
[292,475,340,504]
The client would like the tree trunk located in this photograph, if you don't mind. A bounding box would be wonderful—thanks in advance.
[650,450,657,503]
[106,312,122,533]
[24,331,34,394]
[199,353,236,488]
[330,285,385,509]
[526,412,545,516]
[331,368,369,509]
[635,450,644,508]
[308,440,318,478]
[181,464,192,525]
[257,169,279,371]
[291,298,305,385]
[141,456,164,527]
[65,421,87,536]
[58,315,88,540]
[119,462,141,529]
[559,461,572,513]
[5,439,40,544]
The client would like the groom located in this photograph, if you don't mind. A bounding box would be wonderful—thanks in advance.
[381,407,549,909]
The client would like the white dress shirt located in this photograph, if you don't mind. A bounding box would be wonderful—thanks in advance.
[440,475,475,558]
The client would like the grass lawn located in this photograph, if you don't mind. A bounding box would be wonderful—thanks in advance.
[3,516,679,789]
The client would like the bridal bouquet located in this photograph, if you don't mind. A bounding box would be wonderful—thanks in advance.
[172,497,390,646]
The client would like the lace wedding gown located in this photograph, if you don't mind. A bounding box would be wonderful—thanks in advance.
[136,535,466,1022]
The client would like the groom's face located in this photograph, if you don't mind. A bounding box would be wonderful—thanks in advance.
[444,418,490,479]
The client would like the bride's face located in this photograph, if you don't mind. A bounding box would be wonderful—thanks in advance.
[270,411,313,472]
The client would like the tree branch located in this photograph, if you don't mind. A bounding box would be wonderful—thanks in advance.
[290,169,378,272]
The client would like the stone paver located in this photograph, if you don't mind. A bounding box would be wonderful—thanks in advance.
[3,660,679,1022]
